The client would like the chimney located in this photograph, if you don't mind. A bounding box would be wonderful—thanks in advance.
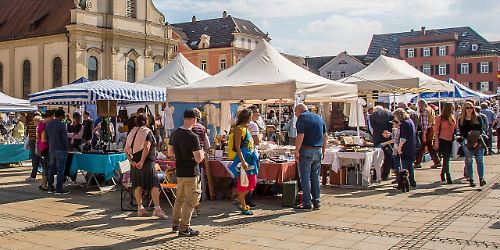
[421,26,426,36]
[380,48,388,56]
[411,29,414,32]
[192,16,196,23]
[222,11,227,19]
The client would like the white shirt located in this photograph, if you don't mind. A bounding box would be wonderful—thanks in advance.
[248,121,259,136]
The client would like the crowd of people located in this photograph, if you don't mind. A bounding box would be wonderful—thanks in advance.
[367,99,497,189]
[11,98,497,238]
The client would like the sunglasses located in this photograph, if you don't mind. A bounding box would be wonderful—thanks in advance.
[465,107,473,110]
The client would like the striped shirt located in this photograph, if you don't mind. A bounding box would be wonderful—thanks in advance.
[26,121,37,139]
[192,123,207,149]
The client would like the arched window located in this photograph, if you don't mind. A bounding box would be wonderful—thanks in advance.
[0,63,3,92]
[88,56,98,81]
[22,60,31,98]
[338,60,348,65]
[154,63,162,72]
[53,57,62,87]
[127,59,136,83]
[126,0,136,18]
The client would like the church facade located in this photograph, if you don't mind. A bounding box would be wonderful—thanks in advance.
[0,0,177,98]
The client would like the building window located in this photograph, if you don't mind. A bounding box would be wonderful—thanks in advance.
[438,46,446,56]
[22,60,31,99]
[438,64,447,76]
[219,58,226,70]
[0,63,3,92]
[154,63,162,72]
[423,65,431,75]
[241,38,245,48]
[88,56,98,81]
[338,60,348,65]
[460,63,469,74]
[462,82,470,89]
[53,57,62,87]
[127,59,136,83]
[407,49,414,58]
[480,62,489,73]
[326,72,331,79]
[247,39,251,49]
[200,60,207,71]
[471,44,478,52]
[255,40,259,47]
[172,45,178,52]
[339,71,346,78]
[423,47,431,57]
[126,0,136,18]
[480,82,489,92]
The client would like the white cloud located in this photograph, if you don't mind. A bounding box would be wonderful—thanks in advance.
[287,15,383,56]
[154,0,458,19]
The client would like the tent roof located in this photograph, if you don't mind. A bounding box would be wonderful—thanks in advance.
[411,78,495,101]
[136,54,210,88]
[29,79,166,105]
[341,55,454,93]
[0,92,36,112]
[167,40,358,102]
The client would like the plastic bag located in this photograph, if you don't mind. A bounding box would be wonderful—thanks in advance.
[239,163,249,187]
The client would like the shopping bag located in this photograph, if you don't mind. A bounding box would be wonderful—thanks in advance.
[239,164,249,187]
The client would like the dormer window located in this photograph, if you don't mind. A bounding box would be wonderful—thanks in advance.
[471,44,478,52]
[338,60,348,65]
[198,34,210,49]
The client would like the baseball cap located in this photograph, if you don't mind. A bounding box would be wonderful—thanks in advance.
[184,109,197,119]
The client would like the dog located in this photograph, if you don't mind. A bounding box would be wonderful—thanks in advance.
[399,169,410,193]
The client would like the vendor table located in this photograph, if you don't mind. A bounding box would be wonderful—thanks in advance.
[322,147,384,187]
[0,144,30,164]
[69,152,126,191]
[208,160,297,183]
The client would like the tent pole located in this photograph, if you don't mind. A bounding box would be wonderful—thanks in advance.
[356,98,360,137]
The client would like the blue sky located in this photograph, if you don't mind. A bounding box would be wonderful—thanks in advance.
[152,0,500,57]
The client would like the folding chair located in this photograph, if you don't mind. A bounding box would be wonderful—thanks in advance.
[119,160,137,211]
[150,164,177,209]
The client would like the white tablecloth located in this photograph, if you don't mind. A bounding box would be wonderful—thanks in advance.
[322,148,384,187]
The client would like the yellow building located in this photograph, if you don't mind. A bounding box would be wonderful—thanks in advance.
[0,0,176,98]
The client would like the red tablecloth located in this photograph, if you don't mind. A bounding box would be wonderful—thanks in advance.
[209,160,297,183]
[156,159,297,183]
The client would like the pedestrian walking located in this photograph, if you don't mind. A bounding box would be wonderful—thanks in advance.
[414,100,441,169]
[434,102,456,184]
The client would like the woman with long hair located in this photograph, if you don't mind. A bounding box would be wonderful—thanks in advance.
[434,102,456,184]
[228,109,259,215]
[458,101,486,187]
[125,114,166,219]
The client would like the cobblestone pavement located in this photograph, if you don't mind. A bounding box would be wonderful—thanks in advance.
[0,155,498,250]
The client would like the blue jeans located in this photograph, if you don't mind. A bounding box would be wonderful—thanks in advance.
[298,148,322,207]
[47,151,68,192]
[401,157,416,187]
[462,142,484,181]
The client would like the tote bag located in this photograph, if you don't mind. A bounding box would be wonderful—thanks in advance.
[239,164,249,187]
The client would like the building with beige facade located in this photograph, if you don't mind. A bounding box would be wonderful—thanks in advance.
[0,0,177,98]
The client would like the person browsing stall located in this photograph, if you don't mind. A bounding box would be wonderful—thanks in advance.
[294,103,326,210]
[45,109,70,195]
[125,115,166,219]
[168,109,204,237]
[191,108,210,217]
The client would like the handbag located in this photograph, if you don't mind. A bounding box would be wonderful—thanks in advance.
[239,164,249,187]
[129,128,142,163]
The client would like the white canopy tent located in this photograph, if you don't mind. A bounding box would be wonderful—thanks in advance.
[341,55,454,93]
[167,40,358,102]
[0,92,36,112]
[136,53,211,88]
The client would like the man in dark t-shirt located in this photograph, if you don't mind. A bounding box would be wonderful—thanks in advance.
[168,109,204,237]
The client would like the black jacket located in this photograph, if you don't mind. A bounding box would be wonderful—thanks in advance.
[370,109,393,146]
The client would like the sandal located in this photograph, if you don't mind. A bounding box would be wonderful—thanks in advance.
[241,205,253,215]
[137,208,149,217]
[153,208,167,220]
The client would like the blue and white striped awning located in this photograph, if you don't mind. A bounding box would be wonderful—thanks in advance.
[29,79,166,105]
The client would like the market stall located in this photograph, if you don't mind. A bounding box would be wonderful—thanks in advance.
[411,78,495,102]
[29,79,166,191]
[0,92,36,165]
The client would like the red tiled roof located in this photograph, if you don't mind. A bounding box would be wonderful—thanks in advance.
[0,0,76,42]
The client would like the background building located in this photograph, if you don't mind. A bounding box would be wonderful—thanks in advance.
[172,11,270,75]
[366,26,500,93]
[0,0,176,98]
[306,52,366,80]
